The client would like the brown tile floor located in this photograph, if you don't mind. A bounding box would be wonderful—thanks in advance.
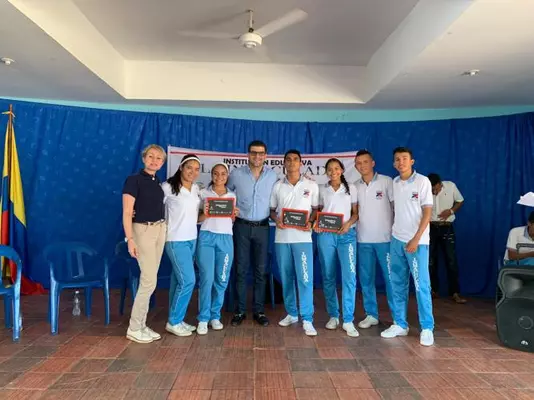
[1,290,534,399]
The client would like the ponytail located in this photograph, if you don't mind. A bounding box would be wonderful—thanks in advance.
[340,174,350,195]
[167,170,183,196]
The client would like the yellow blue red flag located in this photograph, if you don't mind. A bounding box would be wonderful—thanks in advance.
[1,106,45,294]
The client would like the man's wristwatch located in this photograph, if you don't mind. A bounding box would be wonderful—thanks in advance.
[125,237,134,243]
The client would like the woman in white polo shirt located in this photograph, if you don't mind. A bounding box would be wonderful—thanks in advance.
[315,158,359,337]
[196,163,238,334]
[162,153,201,337]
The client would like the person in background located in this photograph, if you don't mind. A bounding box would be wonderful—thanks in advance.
[163,154,201,337]
[270,149,319,336]
[504,211,534,266]
[227,140,278,327]
[315,158,359,337]
[122,144,167,344]
[353,150,395,329]
[427,173,467,304]
[196,163,239,334]
[381,147,435,347]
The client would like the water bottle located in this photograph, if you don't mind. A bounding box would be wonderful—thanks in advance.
[72,290,81,317]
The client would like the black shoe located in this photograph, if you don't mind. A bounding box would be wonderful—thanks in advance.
[231,313,246,326]
[254,313,269,327]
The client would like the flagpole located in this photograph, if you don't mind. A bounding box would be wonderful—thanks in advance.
[7,105,13,193]
[2,105,14,281]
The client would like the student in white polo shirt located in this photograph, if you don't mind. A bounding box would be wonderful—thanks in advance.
[196,163,238,335]
[315,158,359,337]
[353,150,395,330]
[270,149,319,336]
[162,154,201,337]
[504,211,534,266]
[381,147,435,347]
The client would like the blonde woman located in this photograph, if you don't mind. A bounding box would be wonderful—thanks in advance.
[122,144,167,344]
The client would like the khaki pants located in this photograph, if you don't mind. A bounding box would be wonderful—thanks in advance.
[129,222,166,331]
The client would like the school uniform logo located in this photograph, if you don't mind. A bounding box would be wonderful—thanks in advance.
[303,189,310,198]
[375,190,383,200]
[411,192,419,201]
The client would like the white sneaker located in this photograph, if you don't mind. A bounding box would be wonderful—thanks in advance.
[380,324,409,339]
[181,322,197,332]
[197,322,208,335]
[358,315,379,329]
[165,322,193,337]
[303,321,318,336]
[126,327,154,344]
[209,320,224,330]
[143,326,161,341]
[325,317,339,330]
[342,322,360,337]
[420,329,434,346]
[279,315,298,327]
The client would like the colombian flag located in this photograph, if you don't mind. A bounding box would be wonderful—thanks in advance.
[1,107,45,295]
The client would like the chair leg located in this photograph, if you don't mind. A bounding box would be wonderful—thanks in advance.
[119,280,127,316]
[4,295,13,329]
[103,279,110,326]
[50,284,60,335]
[84,288,92,317]
[270,273,275,310]
[47,294,51,323]
[130,277,139,306]
[12,291,20,342]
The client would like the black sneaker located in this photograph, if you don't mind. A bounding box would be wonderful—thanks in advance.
[231,313,246,326]
[254,313,269,327]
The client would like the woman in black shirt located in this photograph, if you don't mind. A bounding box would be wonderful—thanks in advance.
[122,144,167,344]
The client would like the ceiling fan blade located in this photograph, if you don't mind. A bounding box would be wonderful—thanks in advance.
[197,10,248,31]
[176,30,239,40]
[254,8,308,38]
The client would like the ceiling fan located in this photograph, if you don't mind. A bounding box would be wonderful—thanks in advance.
[177,8,308,49]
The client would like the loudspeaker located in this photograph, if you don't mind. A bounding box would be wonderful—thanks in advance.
[496,266,534,352]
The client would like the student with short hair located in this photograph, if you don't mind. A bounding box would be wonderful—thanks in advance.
[381,147,435,347]
[353,149,395,329]
[270,150,319,336]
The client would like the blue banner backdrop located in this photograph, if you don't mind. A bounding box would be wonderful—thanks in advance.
[0,99,532,297]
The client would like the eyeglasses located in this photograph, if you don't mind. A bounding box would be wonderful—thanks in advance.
[249,151,266,157]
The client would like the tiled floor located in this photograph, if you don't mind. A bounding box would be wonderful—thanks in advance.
[1,290,534,399]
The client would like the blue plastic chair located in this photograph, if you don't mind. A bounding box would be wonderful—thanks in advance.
[0,245,22,341]
[116,241,156,315]
[44,242,110,335]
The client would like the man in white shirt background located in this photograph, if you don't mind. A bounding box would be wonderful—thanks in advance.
[427,174,467,304]
[504,211,534,266]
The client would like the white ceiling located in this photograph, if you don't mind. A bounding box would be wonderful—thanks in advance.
[73,0,418,65]
[1,0,534,109]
